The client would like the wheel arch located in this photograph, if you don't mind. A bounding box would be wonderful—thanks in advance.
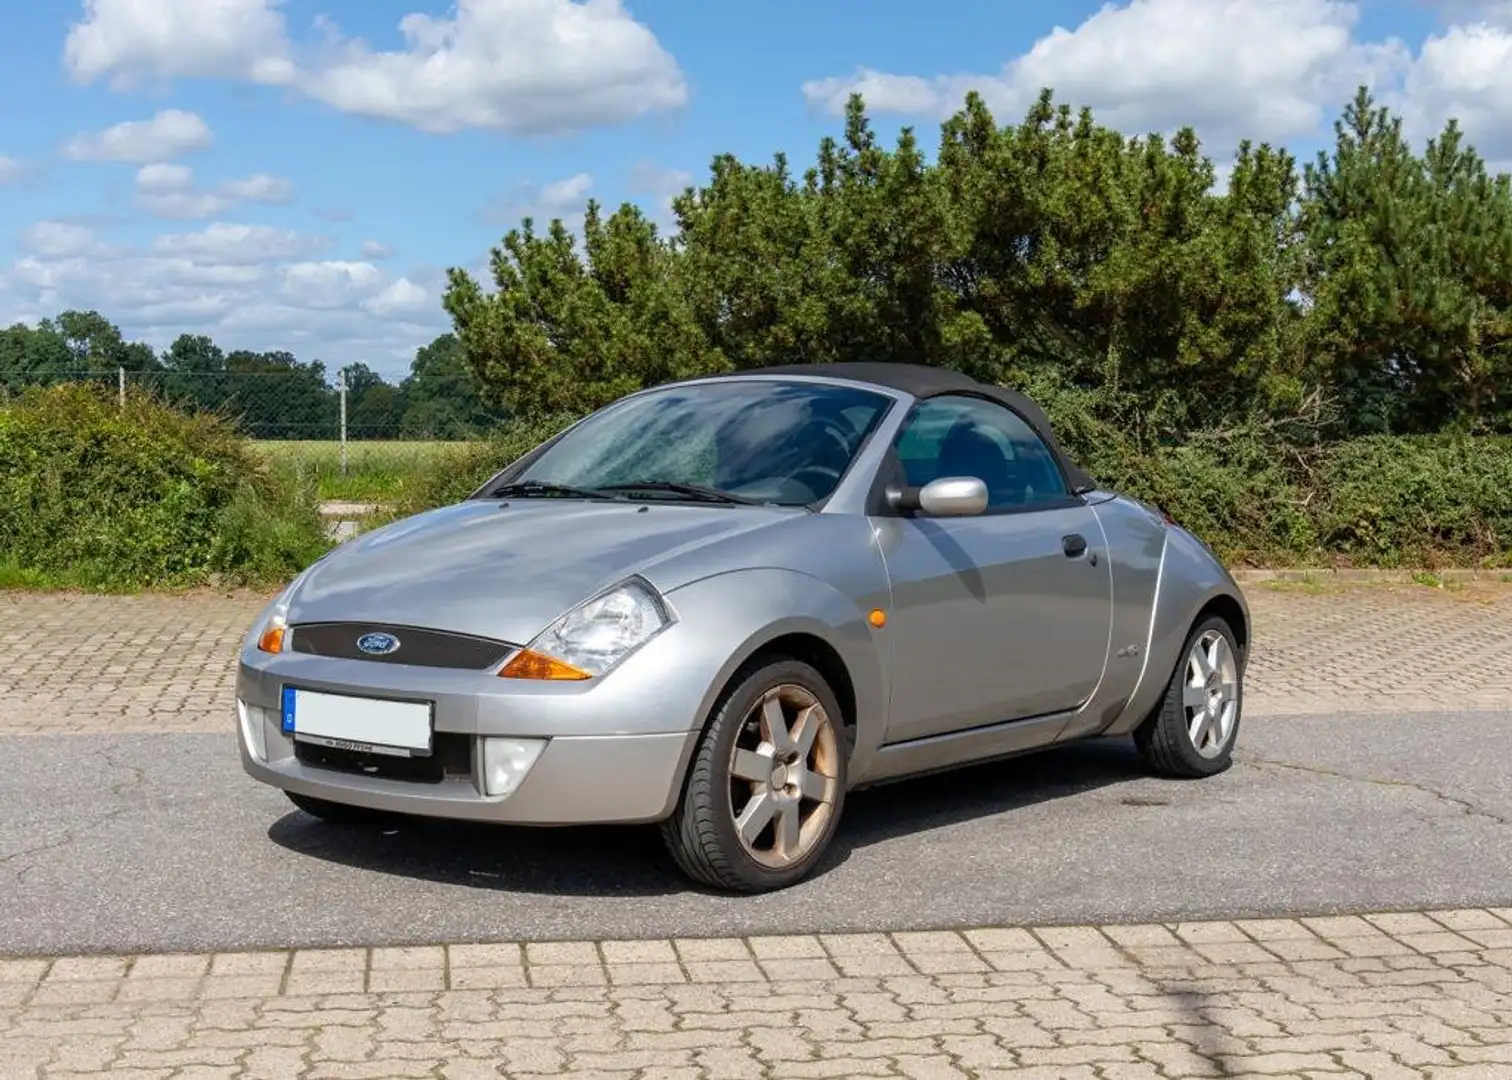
[738,632,858,735]
[1194,591,1249,665]
[661,567,886,760]
[1100,526,1250,737]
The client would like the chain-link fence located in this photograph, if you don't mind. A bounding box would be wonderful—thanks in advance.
[3,367,506,497]
[3,368,505,440]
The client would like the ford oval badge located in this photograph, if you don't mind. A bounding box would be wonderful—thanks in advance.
[356,632,401,656]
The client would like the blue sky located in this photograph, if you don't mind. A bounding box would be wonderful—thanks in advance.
[2,0,1507,380]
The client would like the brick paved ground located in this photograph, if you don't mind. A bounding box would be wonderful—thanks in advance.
[5,584,1512,1076]
[3,910,1511,1079]
[2,581,1509,735]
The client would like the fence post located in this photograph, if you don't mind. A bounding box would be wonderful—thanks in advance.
[117,367,125,410]
[337,369,348,477]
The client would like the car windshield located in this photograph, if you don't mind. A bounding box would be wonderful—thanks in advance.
[513,379,894,506]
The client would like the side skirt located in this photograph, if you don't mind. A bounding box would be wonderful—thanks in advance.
[853,711,1074,789]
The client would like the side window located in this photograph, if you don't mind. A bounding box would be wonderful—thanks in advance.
[893,395,1070,510]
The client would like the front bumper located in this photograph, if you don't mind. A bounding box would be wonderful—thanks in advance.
[234,622,712,825]
[238,708,697,824]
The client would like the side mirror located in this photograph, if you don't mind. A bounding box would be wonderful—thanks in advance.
[888,476,988,517]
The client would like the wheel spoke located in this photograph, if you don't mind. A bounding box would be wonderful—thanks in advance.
[774,798,801,860]
[1190,644,1214,682]
[790,704,823,758]
[1211,703,1229,744]
[1211,636,1230,674]
[760,695,794,754]
[1188,708,1213,748]
[794,767,834,804]
[731,748,771,784]
[1182,682,1208,710]
[736,791,778,845]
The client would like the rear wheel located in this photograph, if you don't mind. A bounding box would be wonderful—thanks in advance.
[1135,615,1243,778]
[661,658,847,893]
[286,791,390,826]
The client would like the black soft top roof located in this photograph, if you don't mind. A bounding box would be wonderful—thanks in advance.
[696,362,1096,494]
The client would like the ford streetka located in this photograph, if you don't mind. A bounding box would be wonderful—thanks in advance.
[237,363,1249,892]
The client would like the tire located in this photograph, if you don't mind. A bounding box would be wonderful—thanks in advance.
[1135,614,1243,779]
[286,791,390,826]
[660,658,849,893]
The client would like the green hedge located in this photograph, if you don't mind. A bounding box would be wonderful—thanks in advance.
[392,418,1512,569]
[4,383,1507,591]
[0,383,330,590]
[384,413,578,519]
[1085,435,1512,568]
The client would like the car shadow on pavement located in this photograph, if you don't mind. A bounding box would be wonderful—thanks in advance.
[265,736,1153,896]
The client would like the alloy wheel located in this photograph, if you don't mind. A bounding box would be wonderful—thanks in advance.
[1182,628,1239,758]
[727,684,841,869]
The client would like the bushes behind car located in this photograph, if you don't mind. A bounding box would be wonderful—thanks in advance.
[1074,433,1512,569]
[386,396,1512,569]
[384,412,579,520]
[0,383,331,590]
[6,381,1504,588]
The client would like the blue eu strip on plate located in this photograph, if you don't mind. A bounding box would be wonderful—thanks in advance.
[281,686,297,733]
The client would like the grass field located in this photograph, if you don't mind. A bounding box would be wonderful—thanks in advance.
[252,439,476,502]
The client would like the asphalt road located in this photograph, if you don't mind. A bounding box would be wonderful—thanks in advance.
[2,709,1509,956]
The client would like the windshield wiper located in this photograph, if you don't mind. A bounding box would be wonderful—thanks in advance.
[600,481,763,506]
[491,479,625,501]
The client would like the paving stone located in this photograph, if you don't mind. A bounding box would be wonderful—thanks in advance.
[10,583,1507,735]
[0,912,1482,1080]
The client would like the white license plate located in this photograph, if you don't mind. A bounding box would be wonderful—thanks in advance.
[280,687,433,757]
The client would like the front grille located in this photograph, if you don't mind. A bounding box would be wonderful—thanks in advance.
[295,732,474,784]
[289,623,514,670]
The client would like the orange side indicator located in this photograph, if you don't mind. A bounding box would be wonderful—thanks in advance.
[868,608,887,628]
[499,648,592,681]
[257,626,285,653]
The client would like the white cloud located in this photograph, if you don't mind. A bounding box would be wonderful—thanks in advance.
[538,173,594,206]
[137,192,231,220]
[61,0,686,137]
[629,161,691,195]
[0,157,23,184]
[63,110,213,163]
[361,240,394,259]
[64,0,294,89]
[279,260,387,309]
[363,277,429,317]
[132,165,296,220]
[1,220,443,375]
[295,0,686,135]
[1402,20,1512,163]
[627,160,692,230]
[478,172,594,230]
[151,223,331,263]
[802,0,1410,155]
[20,222,100,259]
[135,162,192,191]
[221,173,293,203]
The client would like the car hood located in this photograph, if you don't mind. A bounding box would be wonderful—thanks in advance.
[285,499,801,643]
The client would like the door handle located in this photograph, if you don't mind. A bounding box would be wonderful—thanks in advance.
[1062,533,1087,558]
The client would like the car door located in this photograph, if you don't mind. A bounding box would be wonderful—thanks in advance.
[873,394,1113,744]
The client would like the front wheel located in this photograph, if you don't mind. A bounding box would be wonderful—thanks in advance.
[661,658,848,893]
[1135,615,1243,778]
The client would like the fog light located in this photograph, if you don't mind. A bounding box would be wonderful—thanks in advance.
[481,737,546,797]
[238,700,269,762]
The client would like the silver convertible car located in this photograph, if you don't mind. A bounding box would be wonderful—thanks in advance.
[238,363,1248,892]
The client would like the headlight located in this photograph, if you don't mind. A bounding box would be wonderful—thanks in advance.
[253,566,314,654]
[499,578,670,680]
